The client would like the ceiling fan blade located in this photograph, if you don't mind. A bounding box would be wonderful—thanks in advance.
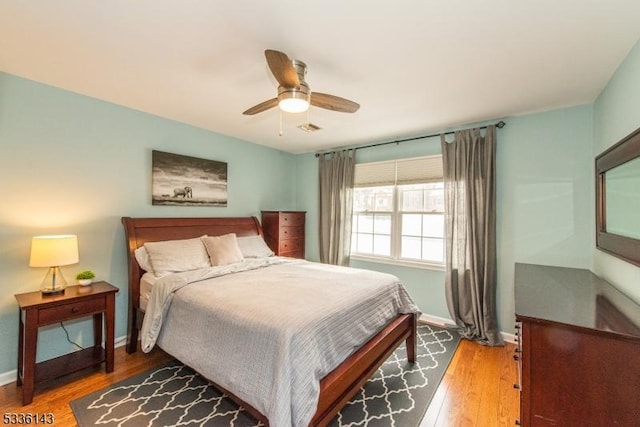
[265,49,300,87]
[310,92,360,113]
[243,98,279,115]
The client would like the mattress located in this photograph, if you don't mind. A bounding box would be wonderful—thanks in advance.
[139,272,157,311]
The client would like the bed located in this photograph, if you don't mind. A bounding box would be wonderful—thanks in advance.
[122,216,419,427]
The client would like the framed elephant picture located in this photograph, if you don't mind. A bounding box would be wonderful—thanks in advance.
[151,150,227,206]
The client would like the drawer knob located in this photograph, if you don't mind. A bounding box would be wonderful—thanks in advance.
[71,307,79,313]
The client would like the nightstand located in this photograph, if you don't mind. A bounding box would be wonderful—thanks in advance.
[14,282,118,405]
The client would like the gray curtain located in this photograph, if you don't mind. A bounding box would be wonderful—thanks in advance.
[318,149,355,266]
[441,125,503,346]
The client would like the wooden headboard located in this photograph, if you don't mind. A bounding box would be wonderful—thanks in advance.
[121,216,262,353]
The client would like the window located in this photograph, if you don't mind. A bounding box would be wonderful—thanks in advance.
[351,156,445,266]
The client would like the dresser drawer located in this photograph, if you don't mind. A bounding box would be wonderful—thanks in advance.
[279,212,305,227]
[278,238,304,254]
[38,297,106,325]
[279,225,304,239]
[280,249,305,259]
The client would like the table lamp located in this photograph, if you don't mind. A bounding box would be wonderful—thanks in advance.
[29,235,79,294]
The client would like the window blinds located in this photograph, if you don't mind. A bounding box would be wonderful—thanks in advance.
[354,155,443,187]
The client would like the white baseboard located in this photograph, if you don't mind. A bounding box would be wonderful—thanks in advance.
[114,335,127,348]
[419,313,454,327]
[501,332,517,344]
[0,334,128,387]
[419,313,517,344]
[0,369,16,387]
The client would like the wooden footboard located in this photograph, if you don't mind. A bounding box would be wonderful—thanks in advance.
[313,312,417,426]
[200,312,417,427]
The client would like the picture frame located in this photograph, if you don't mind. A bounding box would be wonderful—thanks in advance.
[152,150,227,207]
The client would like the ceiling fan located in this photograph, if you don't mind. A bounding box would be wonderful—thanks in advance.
[243,49,360,115]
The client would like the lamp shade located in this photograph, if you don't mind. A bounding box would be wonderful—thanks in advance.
[29,235,79,267]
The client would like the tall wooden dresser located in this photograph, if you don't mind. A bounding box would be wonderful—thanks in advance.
[514,263,640,426]
[261,211,306,259]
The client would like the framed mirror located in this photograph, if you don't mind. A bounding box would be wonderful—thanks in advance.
[596,126,640,267]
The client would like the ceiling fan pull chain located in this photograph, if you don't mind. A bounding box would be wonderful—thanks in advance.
[279,109,283,136]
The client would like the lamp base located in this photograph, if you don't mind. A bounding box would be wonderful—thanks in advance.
[41,288,65,295]
[40,266,67,295]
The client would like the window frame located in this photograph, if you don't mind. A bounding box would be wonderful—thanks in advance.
[350,156,445,270]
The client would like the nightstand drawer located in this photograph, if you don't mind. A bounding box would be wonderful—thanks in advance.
[38,297,106,325]
[279,225,304,239]
[278,238,304,254]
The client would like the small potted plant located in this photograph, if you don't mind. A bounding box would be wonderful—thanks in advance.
[76,270,96,286]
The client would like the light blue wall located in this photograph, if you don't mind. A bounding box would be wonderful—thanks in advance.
[495,106,594,331]
[593,39,640,303]
[296,105,595,333]
[0,72,297,375]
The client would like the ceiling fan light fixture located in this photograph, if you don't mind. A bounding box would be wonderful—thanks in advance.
[243,50,359,116]
[279,97,309,113]
[278,84,310,113]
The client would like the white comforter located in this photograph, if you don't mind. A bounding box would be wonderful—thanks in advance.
[141,257,419,427]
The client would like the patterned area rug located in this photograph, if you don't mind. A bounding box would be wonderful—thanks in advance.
[71,324,460,427]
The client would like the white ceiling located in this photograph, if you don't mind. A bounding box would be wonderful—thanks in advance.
[1,1,640,154]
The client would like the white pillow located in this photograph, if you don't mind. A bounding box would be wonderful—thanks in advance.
[202,234,245,266]
[237,235,274,258]
[134,246,154,273]
[143,236,211,277]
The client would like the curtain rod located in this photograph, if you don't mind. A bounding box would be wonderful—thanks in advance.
[314,120,506,157]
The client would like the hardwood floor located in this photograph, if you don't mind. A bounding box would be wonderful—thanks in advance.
[422,339,520,426]
[0,339,519,426]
